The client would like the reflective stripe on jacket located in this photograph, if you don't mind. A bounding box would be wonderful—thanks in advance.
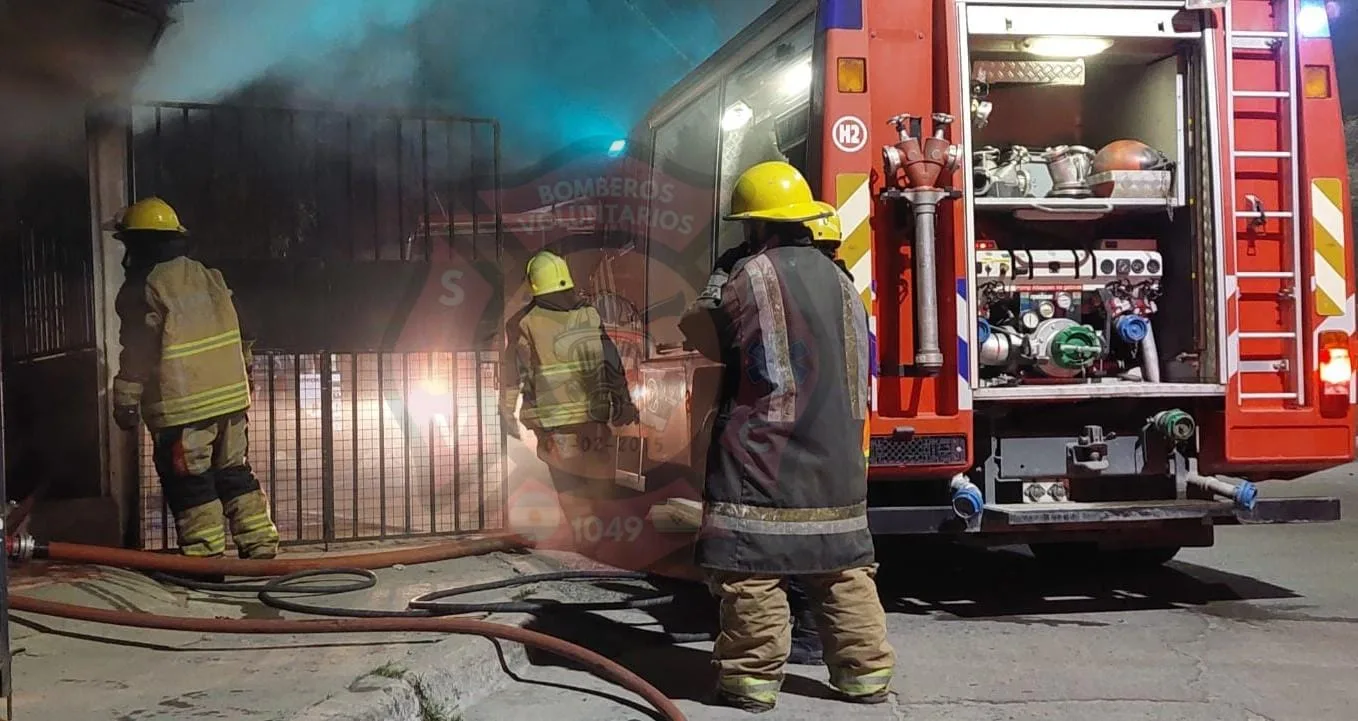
[113,256,251,430]
[499,297,628,431]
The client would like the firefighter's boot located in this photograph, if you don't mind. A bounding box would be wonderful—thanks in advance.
[222,489,280,559]
[713,688,776,714]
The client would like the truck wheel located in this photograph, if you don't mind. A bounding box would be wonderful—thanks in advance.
[1029,542,1181,570]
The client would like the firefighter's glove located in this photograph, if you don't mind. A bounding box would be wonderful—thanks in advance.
[113,405,140,432]
[612,400,641,427]
[500,408,521,440]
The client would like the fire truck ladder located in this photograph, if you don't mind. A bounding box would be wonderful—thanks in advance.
[1225,0,1305,403]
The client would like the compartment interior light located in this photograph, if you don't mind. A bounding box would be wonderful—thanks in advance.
[721,102,754,131]
[1018,36,1113,58]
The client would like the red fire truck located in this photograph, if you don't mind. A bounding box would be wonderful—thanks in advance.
[616,0,1351,568]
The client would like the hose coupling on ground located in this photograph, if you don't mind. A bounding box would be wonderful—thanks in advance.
[6,533,37,563]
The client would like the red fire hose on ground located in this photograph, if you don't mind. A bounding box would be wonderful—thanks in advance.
[36,534,522,576]
[6,532,687,721]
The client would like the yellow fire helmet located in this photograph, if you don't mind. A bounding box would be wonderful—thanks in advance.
[806,212,843,244]
[724,161,835,223]
[527,250,575,297]
[116,197,188,235]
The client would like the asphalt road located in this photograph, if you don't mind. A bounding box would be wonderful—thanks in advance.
[464,463,1358,721]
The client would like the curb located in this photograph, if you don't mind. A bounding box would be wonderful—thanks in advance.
[287,612,533,721]
[286,554,556,721]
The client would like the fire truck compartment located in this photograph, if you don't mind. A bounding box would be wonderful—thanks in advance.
[960,11,1227,400]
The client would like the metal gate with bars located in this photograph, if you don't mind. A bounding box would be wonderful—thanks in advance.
[139,351,504,547]
[127,102,505,548]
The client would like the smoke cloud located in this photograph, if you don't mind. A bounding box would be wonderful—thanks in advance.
[136,0,773,169]
[136,0,432,107]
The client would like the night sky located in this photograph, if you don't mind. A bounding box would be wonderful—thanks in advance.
[1328,5,1358,115]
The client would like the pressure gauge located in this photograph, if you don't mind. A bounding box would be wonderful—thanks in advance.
[1021,310,1041,330]
[1037,300,1056,319]
[1055,292,1073,310]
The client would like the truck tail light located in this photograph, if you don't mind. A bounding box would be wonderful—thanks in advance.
[1318,331,1352,396]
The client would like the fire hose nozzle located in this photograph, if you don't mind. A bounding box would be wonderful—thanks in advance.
[7,532,36,563]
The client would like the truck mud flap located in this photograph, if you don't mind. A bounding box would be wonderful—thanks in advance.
[981,497,1340,526]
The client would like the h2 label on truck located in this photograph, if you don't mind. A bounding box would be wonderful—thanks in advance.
[832,116,868,153]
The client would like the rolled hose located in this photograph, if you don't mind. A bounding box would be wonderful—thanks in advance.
[10,533,689,721]
[7,594,686,721]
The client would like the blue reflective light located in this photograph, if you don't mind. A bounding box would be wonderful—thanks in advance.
[1298,2,1331,37]
[607,139,627,157]
[820,0,864,30]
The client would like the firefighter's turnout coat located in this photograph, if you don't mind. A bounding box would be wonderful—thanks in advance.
[499,291,632,431]
[689,239,874,574]
[113,253,252,430]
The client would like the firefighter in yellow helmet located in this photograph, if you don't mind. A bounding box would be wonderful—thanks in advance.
[499,250,640,549]
[680,162,894,713]
[806,213,851,276]
[111,197,280,562]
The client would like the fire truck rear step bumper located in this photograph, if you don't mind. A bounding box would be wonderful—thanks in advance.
[866,497,1339,533]
[985,498,1340,526]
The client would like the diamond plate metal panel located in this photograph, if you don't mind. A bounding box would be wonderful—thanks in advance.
[870,435,968,466]
[972,60,1086,86]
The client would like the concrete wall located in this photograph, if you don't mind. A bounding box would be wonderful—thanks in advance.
[0,0,173,545]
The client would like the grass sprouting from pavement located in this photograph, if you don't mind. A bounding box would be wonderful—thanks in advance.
[370,661,408,680]
[365,662,460,721]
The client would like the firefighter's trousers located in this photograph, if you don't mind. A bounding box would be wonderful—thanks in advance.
[152,411,280,559]
[535,422,617,552]
[707,565,895,709]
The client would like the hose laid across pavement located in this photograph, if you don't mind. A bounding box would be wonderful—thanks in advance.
[158,567,715,641]
[11,533,688,721]
[8,595,686,721]
[37,532,527,575]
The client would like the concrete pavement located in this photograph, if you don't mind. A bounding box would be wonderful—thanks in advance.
[5,464,1355,720]
[462,463,1358,721]
[7,543,556,721]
